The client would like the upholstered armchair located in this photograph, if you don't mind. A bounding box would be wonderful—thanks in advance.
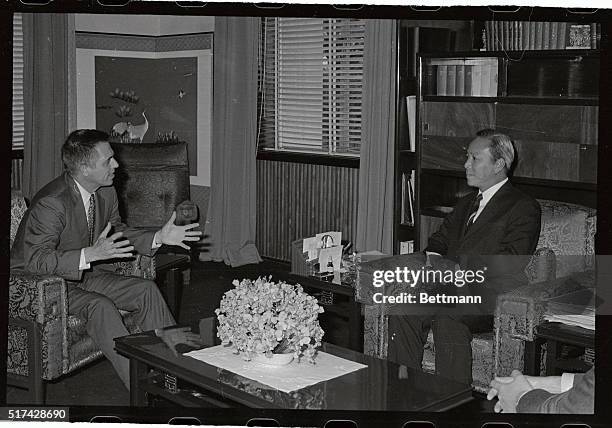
[110,141,195,318]
[8,191,151,404]
[356,199,596,392]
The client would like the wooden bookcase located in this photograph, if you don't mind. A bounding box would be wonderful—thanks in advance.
[393,21,475,254]
[415,48,599,250]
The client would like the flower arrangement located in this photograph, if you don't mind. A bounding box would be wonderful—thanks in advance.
[215,277,325,363]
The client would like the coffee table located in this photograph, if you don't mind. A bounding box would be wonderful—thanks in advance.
[114,330,472,411]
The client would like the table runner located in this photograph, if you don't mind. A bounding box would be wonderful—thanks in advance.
[184,345,367,393]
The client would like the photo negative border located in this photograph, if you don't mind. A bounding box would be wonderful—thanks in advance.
[1,2,611,427]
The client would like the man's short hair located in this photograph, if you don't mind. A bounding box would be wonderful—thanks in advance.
[61,129,109,176]
[476,129,515,173]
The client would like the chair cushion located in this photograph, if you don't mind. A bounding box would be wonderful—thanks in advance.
[536,200,595,278]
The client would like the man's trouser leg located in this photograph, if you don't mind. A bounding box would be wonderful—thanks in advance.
[68,285,131,388]
[69,273,176,389]
[387,315,431,370]
[432,315,473,385]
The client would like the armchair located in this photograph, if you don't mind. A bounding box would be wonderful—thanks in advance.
[110,141,195,318]
[8,191,149,404]
[356,199,596,392]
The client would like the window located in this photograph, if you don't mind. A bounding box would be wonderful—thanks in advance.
[13,13,24,151]
[258,17,365,158]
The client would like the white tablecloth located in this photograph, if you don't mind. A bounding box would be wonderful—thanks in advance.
[184,345,367,393]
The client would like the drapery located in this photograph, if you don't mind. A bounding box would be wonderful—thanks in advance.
[23,13,76,200]
[355,20,397,254]
[200,16,262,267]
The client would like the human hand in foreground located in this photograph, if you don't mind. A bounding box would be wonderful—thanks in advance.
[84,222,134,263]
[156,327,203,356]
[487,370,534,413]
[158,212,203,250]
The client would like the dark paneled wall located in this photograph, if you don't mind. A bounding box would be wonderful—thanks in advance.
[256,159,359,262]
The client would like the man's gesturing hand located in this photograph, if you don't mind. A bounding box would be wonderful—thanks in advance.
[83,222,134,263]
[158,212,202,249]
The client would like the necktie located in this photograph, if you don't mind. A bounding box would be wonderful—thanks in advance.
[465,193,483,231]
[87,193,96,245]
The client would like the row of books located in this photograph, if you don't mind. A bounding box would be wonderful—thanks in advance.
[430,59,498,97]
[483,21,601,51]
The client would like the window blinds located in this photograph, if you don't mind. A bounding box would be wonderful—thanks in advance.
[12,13,24,150]
[258,17,365,156]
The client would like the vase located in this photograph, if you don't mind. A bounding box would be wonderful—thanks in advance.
[252,352,294,366]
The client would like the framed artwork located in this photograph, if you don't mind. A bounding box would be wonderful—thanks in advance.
[75,32,212,186]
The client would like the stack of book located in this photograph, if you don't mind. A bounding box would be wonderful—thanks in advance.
[543,287,596,330]
[484,21,601,51]
[429,58,498,97]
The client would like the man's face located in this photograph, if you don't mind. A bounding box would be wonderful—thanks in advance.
[464,137,503,191]
[82,142,118,190]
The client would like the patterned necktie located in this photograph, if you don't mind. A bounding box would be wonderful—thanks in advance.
[465,193,483,232]
[87,193,96,245]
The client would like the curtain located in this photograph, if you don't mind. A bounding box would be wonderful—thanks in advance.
[23,13,76,200]
[200,17,262,267]
[355,20,397,254]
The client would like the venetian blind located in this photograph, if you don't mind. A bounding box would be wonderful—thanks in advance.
[258,17,365,156]
[13,13,24,150]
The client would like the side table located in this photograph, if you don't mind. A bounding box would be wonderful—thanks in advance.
[155,253,191,320]
[525,321,594,376]
[272,271,363,352]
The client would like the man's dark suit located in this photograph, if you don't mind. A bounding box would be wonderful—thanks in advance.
[517,368,594,414]
[11,173,175,387]
[388,181,541,384]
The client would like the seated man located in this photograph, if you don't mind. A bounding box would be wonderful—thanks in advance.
[487,368,594,414]
[11,129,202,389]
[387,129,541,385]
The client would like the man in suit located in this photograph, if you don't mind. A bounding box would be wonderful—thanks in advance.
[487,368,594,413]
[11,129,202,389]
[387,129,541,385]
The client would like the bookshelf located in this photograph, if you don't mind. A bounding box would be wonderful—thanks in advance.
[416,48,599,250]
[393,22,474,254]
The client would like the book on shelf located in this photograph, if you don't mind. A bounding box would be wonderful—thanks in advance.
[446,65,457,96]
[528,21,536,50]
[464,66,473,95]
[550,21,559,50]
[455,64,465,96]
[542,21,551,49]
[558,22,567,49]
[406,95,416,152]
[480,61,491,97]
[436,64,448,96]
[400,240,414,255]
[567,24,592,49]
[485,21,494,51]
[400,172,414,226]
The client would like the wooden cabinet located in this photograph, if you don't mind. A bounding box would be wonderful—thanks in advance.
[416,49,599,249]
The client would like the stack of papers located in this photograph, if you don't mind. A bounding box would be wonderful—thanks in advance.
[543,288,596,330]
